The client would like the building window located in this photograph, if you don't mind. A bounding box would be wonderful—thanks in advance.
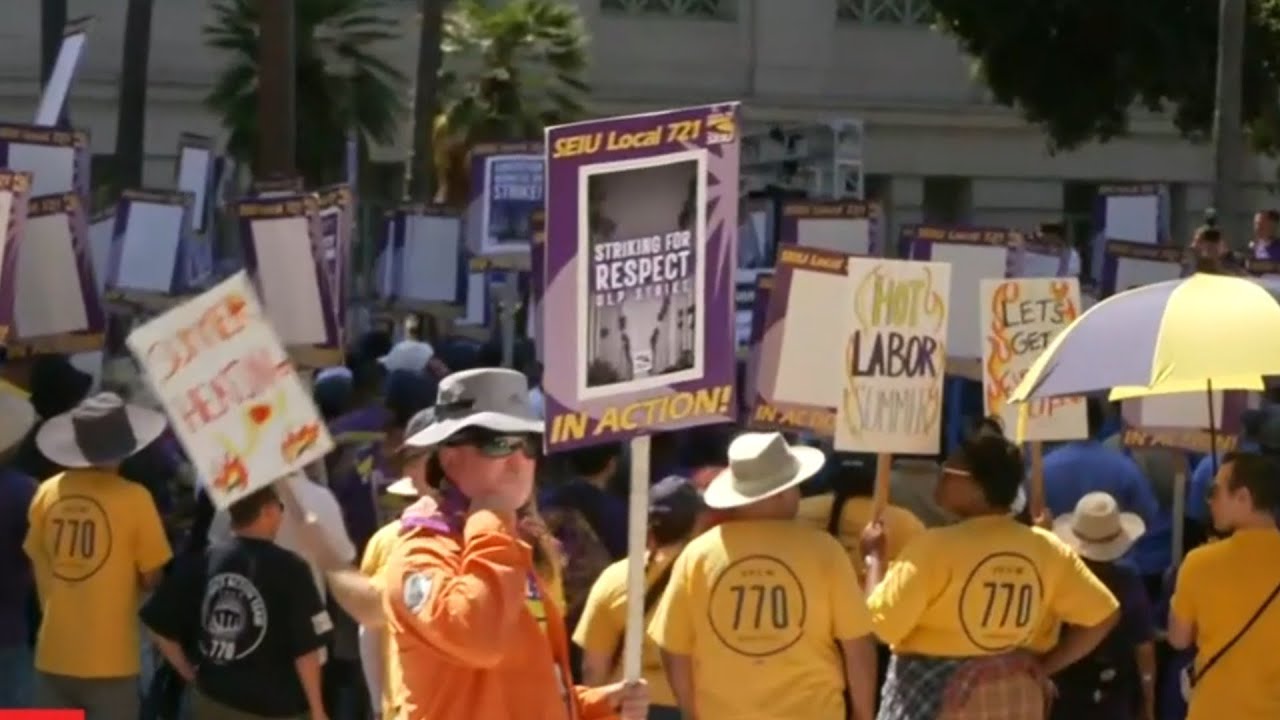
[923,176,971,225]
[601,0,736,20]
[837,0,934,25]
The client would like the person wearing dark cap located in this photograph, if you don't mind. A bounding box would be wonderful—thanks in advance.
[24,392,173,719]
[574,475,705,720]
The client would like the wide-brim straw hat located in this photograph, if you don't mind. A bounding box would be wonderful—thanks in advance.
[0,383,36,454]
[703,432,825,509]
[1052,491,1146,562]
[36,391,167,468]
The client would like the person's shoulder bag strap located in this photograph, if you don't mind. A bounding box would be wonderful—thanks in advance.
[1191,576,1280,684]
[608,560,678,673]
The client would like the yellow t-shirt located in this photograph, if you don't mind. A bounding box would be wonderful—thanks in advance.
[648,519,873,720]
[796,495,926,581]
[866,515,1118,657]
[361,521,404,720]
[573,552,680,707]
[1170,528,1280,720]
[24,469,172,677]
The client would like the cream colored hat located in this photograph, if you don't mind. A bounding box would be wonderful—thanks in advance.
[1052,491,1146,562]
[0,383,36,454]
[703,432,826,509]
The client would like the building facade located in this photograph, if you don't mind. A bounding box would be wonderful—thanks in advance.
[0,0,1272,246]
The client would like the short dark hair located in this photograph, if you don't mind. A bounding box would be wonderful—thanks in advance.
[949,417,1025,508]
[1222,452,1280,512]
[1265,209,1280,223]
[567,443,621,477]
[1195,226,1222,243]
[228,485,281,529]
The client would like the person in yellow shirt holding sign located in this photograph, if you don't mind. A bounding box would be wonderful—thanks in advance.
[575,475,706,720]
[648,432,879,720]
[863,420,1120,719]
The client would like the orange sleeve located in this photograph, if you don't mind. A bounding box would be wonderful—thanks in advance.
[385,510,532,668]
[573,685,620,720]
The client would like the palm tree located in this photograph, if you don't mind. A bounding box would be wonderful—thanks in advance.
[114,0,154,190]
[204,0,407,187]
[430,0,590,207]
[407,0,447,201]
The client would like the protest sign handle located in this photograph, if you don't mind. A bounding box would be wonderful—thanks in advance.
[871,453,891,519]
[1172,469,1187,562]
[621,434,651,683]
[1027,442,1045,520]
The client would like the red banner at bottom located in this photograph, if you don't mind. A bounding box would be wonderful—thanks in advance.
[0,712,86,720]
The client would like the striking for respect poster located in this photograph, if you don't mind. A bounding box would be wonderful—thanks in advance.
[834,258,950,454]
[542,103,739,451]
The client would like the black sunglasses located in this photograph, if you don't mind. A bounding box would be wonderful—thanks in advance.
[444,432,539,459]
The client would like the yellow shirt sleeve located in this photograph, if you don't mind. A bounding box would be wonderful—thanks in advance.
[1041,530,1118,627]
[866,534,935,646]
[824,537,873,641]
[132,486,174,574]
[1169,547,1204,626]
[573,561,625,654]
[647,548,695,655]
[361,525,394,577]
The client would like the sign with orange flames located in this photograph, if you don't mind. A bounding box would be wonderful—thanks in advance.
[980,278,1087,441]
[125,272,334,509]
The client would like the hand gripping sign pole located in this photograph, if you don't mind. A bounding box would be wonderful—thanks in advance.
[543,102,742,684]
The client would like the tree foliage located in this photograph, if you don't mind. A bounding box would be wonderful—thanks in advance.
[928,0,1280,153]
[204,0,407,186]
[432,0,590,205]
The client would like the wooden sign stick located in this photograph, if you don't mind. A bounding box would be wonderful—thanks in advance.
[871,452,892,519]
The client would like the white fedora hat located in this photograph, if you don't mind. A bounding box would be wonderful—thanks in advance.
[0,384,36,455]
[703,432,826,510]
[36,392,167,468]
[1052,491,1146,562]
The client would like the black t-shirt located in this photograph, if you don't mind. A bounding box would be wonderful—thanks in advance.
[141,536,328,718]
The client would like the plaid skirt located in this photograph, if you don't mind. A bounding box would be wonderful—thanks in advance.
[878,653,1047,720]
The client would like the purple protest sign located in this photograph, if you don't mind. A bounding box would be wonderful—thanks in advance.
[1101,240,1185,297]
[236,194,341,367]
[530,207,546,361]
[0,170,32,346]
[316,184,352,346]
[741,271,772,421]
[468,141,543,266]
[8,192,104,356]
[778,200,882,256]
[542,103,740,451]
[105,188,195,309]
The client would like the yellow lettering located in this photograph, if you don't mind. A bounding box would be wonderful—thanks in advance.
[551,133,602,159]
[549,412,588,444]
[668,392,694,420]
[593,407,620,435]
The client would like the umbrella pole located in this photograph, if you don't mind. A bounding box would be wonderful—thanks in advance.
[1027,441,1046,522]
[1207,380,1219,474]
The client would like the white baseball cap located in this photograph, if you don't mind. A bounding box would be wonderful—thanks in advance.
[378,341,435,373]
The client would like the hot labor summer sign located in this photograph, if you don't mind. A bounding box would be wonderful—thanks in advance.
[835,258,950,454]
[542,103,740,452]
[126,272,334,509]
[981,278,1086,441]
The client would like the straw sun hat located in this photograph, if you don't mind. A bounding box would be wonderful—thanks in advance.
[703,432,825,510]
[1052,491,1146,562]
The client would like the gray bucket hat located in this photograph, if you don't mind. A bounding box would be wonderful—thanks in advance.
[403,368,542,448]
[36,391,167,468]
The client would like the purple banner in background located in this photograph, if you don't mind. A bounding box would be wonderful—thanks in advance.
[542,102,740,451]
[317,185,352,347]
[778,200,882,257]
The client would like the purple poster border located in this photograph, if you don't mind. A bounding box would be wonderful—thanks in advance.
[0,171,32,346]
[317,184,352,348]
[105,188,194,307]
[903,224,1022,277]
[1101,240,1185,296]
[746,245,850,437]
[778,200,882,256]
[542,103,740,451]
[236,193,341,367]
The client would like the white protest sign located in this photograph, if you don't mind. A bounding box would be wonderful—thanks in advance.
[835,258,950,454]
[126,272,334,509]
[981,277,1087,441]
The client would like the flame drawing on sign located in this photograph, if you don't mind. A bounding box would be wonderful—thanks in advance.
[985,281,1020,415]
[281,422,321,462]
[211,454,249,491]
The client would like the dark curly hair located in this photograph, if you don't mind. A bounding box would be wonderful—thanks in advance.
[946,415,1025,509]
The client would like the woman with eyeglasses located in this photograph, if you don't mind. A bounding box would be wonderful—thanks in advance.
[382,368,649,720]
[862,418,1120,719]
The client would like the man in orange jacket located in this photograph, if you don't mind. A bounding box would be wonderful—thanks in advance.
[383,368,648,720]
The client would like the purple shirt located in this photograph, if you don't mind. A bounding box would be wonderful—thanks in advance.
[1253,238,1280,261]
[0,467,37,648]
[326,405,392,553]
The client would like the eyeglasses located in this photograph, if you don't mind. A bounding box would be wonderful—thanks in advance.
[444,433,538,459]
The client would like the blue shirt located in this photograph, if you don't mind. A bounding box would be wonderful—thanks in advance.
[1043,440,1162,524]
[0,466,37,648]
